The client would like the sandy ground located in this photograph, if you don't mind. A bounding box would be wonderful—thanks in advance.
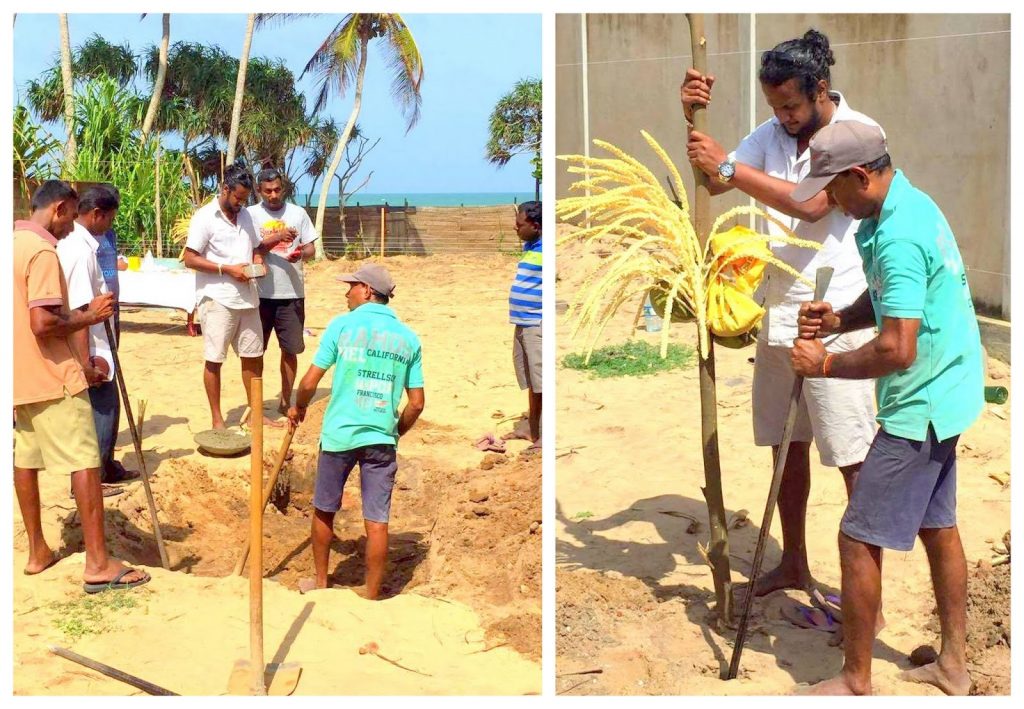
[13,254,541,695]
[554,230,1011,696]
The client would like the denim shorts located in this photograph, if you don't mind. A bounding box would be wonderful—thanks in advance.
[840,426,958,551]
[313,444,398,523]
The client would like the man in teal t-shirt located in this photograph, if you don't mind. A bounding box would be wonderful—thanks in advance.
[789,121,981,696]
[288,264,424,599]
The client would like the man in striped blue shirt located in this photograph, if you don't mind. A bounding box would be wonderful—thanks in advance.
[506,201,542,454]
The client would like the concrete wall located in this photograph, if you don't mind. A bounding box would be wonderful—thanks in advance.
[556,14,1011,316]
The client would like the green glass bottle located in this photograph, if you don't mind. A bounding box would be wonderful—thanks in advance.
[984,386,1008,405]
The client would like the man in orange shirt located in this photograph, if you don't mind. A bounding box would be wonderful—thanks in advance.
[13,180,150,593]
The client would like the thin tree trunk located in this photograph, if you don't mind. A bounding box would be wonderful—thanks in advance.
[59,14,77,175]
[140,14,169,144]
[226,13,256,165]
[155,137,163,257]
[313,36,369,260]
[686,13,733,632]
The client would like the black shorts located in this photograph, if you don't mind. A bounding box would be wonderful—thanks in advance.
[259,298,306,355]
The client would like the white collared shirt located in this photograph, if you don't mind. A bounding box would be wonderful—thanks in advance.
[56,222,115,379]
[185,198,261,309]
[734,91,880,346]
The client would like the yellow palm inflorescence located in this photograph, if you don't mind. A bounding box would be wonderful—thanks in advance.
[557,131,821,360]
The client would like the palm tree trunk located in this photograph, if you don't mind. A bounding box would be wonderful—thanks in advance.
[686,13,733,631]
[140,14,170,144]
[313,36,369,260]
[226,14,256,165]
[59,14,77,175]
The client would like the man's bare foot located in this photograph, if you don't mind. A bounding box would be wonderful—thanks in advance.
[501,429,531,441]
[212,419,227,431]
[899,660,972,696]
[298,577,329,594]
[24,549,58,575]
[263,415,284,429]
[797,671,871,695]
[734,563,813,600]
[83,559,149,586]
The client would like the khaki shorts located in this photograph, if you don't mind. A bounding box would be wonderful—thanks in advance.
[14,389,101,475]
[199,297,264,363]
[752,329,877,468]
[513,324,542,393]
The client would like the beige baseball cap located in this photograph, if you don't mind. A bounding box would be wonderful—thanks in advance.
[791,121,888,202]
[336,263,396,297]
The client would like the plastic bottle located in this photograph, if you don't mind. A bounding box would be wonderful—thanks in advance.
[643,296,662,333]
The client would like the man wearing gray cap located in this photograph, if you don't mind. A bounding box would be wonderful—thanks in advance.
[288,263,425,599]
[791,121,982,696]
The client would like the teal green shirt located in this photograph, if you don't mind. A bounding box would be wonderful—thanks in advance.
[313,303,424,452]
[854,170,983,442]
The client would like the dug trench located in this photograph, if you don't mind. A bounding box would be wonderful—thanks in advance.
[56,398,542,661]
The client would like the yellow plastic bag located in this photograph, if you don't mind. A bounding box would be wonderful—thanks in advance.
[705,226,770,337]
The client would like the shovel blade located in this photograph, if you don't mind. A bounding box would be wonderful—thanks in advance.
[228,660,301,696]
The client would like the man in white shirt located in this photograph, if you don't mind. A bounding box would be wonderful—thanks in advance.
[681,29,878,602]
[183,165,291,430]
[56,184,140,490]
[247,167,319,414]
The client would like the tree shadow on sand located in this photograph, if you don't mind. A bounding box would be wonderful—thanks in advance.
[557,495,910,684]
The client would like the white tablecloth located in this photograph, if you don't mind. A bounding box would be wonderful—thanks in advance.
[117,270,197,312]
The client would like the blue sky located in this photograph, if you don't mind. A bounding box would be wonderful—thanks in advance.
[12,13,542,194]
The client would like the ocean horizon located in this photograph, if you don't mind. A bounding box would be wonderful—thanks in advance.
[292,191,536,208]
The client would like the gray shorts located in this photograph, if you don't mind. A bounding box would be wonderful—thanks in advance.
[313,444,398,523]
[840,426,958,552]
[513,324,542,393]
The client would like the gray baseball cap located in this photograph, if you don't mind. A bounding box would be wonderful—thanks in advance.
[791,121,888,202]
[336,263,396,297]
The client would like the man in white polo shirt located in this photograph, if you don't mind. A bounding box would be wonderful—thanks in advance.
[57,183,140,491]
[681,29,879,603]
[184,165,292,429]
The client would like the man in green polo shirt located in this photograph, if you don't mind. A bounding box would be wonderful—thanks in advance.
[790,121,982,696]
[288,264,424,599]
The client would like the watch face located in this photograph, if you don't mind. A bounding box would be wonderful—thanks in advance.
[719,161,736,179]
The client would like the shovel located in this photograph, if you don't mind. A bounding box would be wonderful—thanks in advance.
[232,426,296,575]
[104,320,169,570]
[228,377,301,696]
[727,266,834,680]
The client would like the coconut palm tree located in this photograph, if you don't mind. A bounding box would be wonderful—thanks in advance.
[225,14,256,165]
[299,13,424,258]
[58,14,76,174]
[486,78,542,200]
[140,13,170,144]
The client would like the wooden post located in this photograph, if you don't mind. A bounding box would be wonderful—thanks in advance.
[249,377,265,695]
[154,137,163,258]
[380,207,386,258]
[686,13,734,634]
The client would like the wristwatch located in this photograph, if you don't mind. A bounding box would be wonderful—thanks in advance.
[717,153,737,183]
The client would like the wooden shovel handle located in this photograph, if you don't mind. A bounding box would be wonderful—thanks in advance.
[233,427,295,576]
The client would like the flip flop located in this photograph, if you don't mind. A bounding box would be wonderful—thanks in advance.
[83,567,151,594]
[810,588,844,623]
[779,598,839,633]
[474,433,506,453]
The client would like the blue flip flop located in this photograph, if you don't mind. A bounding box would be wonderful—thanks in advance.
[83,567,151,594]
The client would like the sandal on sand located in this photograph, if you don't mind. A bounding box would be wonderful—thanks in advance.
[69,484,124,499]
[474,433,507,453]
[810,588,844,623]
[779,598,839,633]
[83,567,151,594]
